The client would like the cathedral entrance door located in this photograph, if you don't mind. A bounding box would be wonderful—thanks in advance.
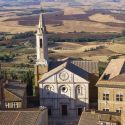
[78,108,82,116]
[61,105,68,116]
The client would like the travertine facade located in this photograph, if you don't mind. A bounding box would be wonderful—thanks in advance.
[39,65,89,117]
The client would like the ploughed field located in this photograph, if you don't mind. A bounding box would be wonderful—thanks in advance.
[0,3,125,33]
[0,2,125,73]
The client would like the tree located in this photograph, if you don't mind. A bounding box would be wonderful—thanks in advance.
[10,71,17,80]
[21,70,34,96]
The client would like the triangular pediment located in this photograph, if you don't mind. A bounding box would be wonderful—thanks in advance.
[39,68,89,84]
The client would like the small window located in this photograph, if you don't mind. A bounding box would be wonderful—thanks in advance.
[98,121,106,125]
[40,39,42,48]
[116,108,122,113]
[116,94,123,101]
[78,108,83,116]
[103,108,109,112]
[103,74,110,80]
[102,123,106,125]
[103,93,109,101]
[76,85,83,95]
[13,102,18,108]
[5,103,9,108]
[116,109,121,113]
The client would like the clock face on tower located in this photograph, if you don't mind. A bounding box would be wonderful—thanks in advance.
[59,71,69,81]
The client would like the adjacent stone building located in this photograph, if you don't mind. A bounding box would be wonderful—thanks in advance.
[4,80,27,109]
[35,13,99,118]
[78,110,121,125]
[0,80,27,109]
[96,59,125,113]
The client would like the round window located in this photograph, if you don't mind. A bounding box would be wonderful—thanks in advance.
[61,86,68,93]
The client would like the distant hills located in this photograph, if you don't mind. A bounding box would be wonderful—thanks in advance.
[75,0,122,3]
[0,0,121,2]
[0,0,41,4]
[0,0,123,3]
[0,0,40,2]
[0,0,124,10]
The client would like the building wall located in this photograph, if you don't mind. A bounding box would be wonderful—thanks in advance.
[39,68,89,117]
[89,73,98,108]
[78,111,121,125]
[98,87,125,112]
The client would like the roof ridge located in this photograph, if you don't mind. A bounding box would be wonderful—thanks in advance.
[12,112,21,125]
[34,111,41,125]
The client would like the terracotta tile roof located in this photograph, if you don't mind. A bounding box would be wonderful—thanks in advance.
[14,111,40,125]
[0,109,45,125]
[39,58,98,82]
[49,58,99,74]
[109,74,125,82]
[71,60,99,74]
[0,111,19,125]
[4,81,27,101]
[96,84,125,88]
[97,59,125,86]
[78,111,121,125]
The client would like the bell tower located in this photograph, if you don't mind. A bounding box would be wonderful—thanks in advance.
[35,13,49,93]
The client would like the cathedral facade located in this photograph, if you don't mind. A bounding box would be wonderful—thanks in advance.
[35,13,99,117]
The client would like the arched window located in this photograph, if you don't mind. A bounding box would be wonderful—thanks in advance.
[76,85,83,95]
[40,39,42,48]
[44,85,53,91]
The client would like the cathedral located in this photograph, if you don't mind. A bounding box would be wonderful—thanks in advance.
[35,13,99,117]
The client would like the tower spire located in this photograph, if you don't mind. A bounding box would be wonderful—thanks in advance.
[37,13,46,34]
